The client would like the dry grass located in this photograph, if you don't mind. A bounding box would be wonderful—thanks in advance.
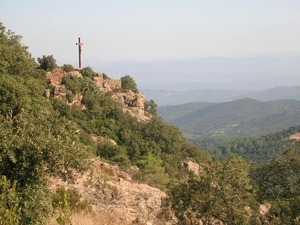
[46,210,127,225]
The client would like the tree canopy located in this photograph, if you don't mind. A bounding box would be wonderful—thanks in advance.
[37,55,57,71]
[0,22,36,76]
[121,75,139,93]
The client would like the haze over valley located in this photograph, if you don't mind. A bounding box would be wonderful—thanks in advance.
[87,53,300,105]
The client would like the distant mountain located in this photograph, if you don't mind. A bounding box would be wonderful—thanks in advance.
[142,86,300,106]
[89,55,300,92]
[248,86,300,101]
[157,98,300,138]
[141,89,257,106]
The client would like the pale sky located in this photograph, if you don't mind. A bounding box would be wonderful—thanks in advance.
[1,0,300,65]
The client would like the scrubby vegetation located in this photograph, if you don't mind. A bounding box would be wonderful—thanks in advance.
[1,21,300,224]
[0,22,206,224]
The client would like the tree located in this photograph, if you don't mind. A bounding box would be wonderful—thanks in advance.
[145,99,158,115]
[135,154,170,188]
[121,75,138,93]
[0,22,37,76]
[251,142,300,224]
[37,55,57,71]
[168,156,257,224]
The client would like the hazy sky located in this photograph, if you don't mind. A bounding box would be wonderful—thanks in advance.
[1,0,300,65]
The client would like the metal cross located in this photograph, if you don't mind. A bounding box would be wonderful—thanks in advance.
[76,37,84,68]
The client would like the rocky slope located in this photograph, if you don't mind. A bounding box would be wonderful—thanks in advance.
[45,69,171,224]
[48,159,176,225]
[45,68,149,121]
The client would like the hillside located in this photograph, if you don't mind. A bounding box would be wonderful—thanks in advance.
[0,22,211,224]
[3,22,300,225]
[158,98,300,138]
[190,125,300,164]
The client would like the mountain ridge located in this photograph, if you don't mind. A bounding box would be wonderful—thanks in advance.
[158,98,300,137]
[144,85,300,106]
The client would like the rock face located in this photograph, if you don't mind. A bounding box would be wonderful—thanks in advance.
[182,160,200,176]
[111,91,149,121]
[93,73,121,93]
[45,69,149,121]
[49,159,176,225]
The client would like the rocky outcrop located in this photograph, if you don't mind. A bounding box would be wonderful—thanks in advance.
[91,134,117,145]
[111,91,149,121]
[45,68,85,109]
[45,68,66,85]
[49,159,176,225]
[182,160,200,176]
[45,68,83,85]
[93,73,121,93]
[45,69,149,121]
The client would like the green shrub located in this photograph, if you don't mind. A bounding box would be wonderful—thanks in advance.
[52,186,90,212]
[0,176,20,225]
[80,66,95,79]
[62,64,75,72]
[37,55,57,71]
[66,92,74,103]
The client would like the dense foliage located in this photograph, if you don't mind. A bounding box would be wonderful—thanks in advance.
[168,143,300,224]
[250,142,300,224]
[0,23,89,224]
[121,75,139,93]
[80,66,95,79]
[0,23,37,76]
[168,155,258,224]
[191,125,300,164]
[62,64,75,72]
[37,55,58,71]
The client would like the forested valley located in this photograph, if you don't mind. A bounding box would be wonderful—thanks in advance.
[1,22,300,224]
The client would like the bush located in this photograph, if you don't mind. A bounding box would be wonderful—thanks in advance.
[97,142,130,169]
[80,66,95,79]
[0,176,20,225]
[52,186,90,212]
[37,55,57,71]
[62,64,75,72]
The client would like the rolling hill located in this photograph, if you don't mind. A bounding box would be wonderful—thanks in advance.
[157,98,300,138]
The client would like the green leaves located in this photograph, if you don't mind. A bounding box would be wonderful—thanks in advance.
[169,156,256,224]
[0,22,36,76]
[250,142,300,223]
[37,55,58,71]
[136,154,170,188]
[80,66,95,79]
[121,75,139,93]
[0,176,20,225]
[62,64,75,72]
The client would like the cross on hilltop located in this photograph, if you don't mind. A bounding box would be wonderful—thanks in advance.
[76,37,83,69]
